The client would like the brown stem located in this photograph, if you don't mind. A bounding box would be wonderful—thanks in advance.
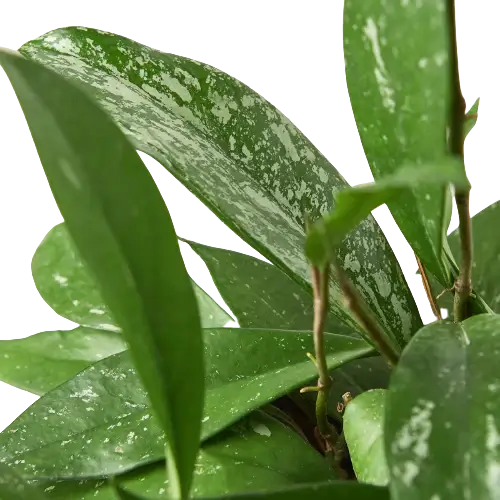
[415,254,442,321]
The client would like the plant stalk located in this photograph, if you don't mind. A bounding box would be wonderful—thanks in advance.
[335,263,399,366]
[415,254,442,321]
[447,0,472,322]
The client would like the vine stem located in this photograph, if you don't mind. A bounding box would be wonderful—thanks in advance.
[415,254,442,321]
[447,0,472,322]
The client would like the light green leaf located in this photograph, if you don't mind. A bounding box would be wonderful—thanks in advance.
[0,49,204,498]
[20,26,422,347]
[33,223,231,329]
[36,412,343,499]
[306,159,469,268]
[344,0,453,286]
[385,315,500,499]
[0,329,372,479]
[0,326,127,395]
[0,463,48,500]
[344,389,389,486]
[464,98,480,139]
[184,239,350,334]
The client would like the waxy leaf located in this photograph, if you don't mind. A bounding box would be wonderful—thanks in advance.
[20,26,421,347]
[344,389,389,486]
[0,49,203,498]
[344,0,453,285]
[0,463,48,500]
[0,328,372,479]
[464,98,480,139]
[33,223,231,329]
[385,315,500,499]
[306,159,469,268]
[185,239,350,334]
[0,326,127,395]
[36,412,337,499]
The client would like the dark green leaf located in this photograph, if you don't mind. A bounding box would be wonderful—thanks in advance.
[0,49,203,498]
[184,239,350,334]
[20,26,422,347]
[0,328,371,479]
[0,326,127,395]
[306,159,469,267]
[343,389,388,486]
[33,223,231,329]
[344,0,453,285]
[385,315,500,498]
[464,98,480,139]
[0,463,48,500]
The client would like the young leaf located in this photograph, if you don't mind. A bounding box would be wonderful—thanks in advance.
[343,389,389,486]
[464,98,480,139]
[385,314,500,498]
[0,49,204,498]
[33,223,231,329]
[306,159,469,268]
[0,326,127,395]
[0,463,48,500]
[0,329,372,479]
[19,26,422,347]
[344,0,453,285]
[184,239,351,334]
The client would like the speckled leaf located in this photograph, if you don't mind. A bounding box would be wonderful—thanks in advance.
[344,0,453,286]
[0,49,204,498]
[33,223,231,329]
[0,328,372,479]
[464,98,480,139]
[37,412,338,499]
[20,26,421,347]
[306,159,469,269]
[0,326,127,395]
[184,239,350,334]
[344,389,389,486]
[429,201,500,320]
[0,463,48,500]
[385,315,500,499]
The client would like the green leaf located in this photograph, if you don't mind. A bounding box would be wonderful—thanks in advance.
[0,49,204,498]
[343,389,389,486]
[184,239,351,334]
[0,329,372,479]
[20,26,422,347]
[37,412,346,499]
[464,98,480,139]
[0,326,127,395]
[0,463,48,500]
[33,223,231,329]
[344,0,453,285]
[385,315,500,498]
[306,159,469,267]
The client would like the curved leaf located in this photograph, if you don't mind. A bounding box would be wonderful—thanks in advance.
[0,49,203,498]
[0,464,48,500]
[344,389,389,486]
[344,0,452,286]
[0,328,372,479]
[20,26,421,346]
[33,223,231,329]
[184,239,350,334]
[385,315,500,498]
[464,98,480,139]
[0,326,127,395]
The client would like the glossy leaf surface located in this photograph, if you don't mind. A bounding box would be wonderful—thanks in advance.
[385,315,500,499]
[20,26,421,345]
[344,0,452,285]
[0,326,127,395]
[33,223,231,329]
[0,49,203,498]
[0,329,371,479]
[344,389,389,486]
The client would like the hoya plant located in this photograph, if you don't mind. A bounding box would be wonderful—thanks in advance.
[0,1,496,499]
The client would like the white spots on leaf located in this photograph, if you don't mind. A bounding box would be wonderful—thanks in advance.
[418,58,428,69]
[70,388,99,403]
[160,73,192,102]
[363,17,396,114]
[251,422,271,437]
[344,253,361,273]
[241,95,256,107]
[485,414,500,495]
[373,270,391,298]
[202,416,210,423]
[391,293,412,341]
[53,273,68,286]
[90,308,105,315]
[269,123,300,162]
[174,68,201,90]
[433,51,448,67]
[209,91,238,124]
